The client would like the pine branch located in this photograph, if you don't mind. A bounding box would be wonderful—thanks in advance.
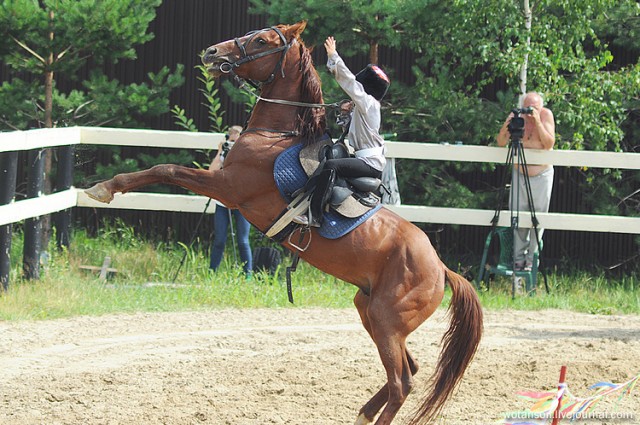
[11,36,46,64]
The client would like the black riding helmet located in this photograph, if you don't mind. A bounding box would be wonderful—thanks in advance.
[355,64,390,101]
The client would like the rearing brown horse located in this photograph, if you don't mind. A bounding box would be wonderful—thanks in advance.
[85,21,483,425]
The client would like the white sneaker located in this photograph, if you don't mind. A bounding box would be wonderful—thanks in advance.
[514,277,525,295]
[292,215,309,225]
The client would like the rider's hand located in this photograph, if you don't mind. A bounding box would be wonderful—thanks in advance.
[324,36,336,57]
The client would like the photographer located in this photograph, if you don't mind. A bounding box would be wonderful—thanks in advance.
[208,125,253,278]
[496,92,556,271]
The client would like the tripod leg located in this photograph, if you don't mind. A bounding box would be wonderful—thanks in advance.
[480,144,515,292]
[228,208,238,266]
[519,158,543,260]
[173,199,212,282]
[510,165,521,299]
[491,143,515,227]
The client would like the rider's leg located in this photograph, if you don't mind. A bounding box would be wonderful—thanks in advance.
[308,168,336,226]
[325,157,381,179]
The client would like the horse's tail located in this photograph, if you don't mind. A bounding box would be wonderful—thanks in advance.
[409,268,483,425]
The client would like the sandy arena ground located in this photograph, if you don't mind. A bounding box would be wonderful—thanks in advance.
[1,308,639,425]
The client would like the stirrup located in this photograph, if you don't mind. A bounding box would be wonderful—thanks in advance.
[288,226,312,252]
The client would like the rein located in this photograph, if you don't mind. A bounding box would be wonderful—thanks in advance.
[240,92,342,138]
[234,75,342,110]
[256,95,341,110]
[235,65,342,138]
[240,127,300,138]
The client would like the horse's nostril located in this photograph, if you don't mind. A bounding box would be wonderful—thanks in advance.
[203,47,217,62]
[202,47,218,66]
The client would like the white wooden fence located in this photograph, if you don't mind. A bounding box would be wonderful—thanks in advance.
[1,127,639,234]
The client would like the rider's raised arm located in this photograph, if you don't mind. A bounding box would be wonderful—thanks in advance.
[327,51,376,112]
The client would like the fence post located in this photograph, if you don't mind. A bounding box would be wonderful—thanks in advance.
[0,151,18,291]
[23,149,47,280]
[55,145,74,248]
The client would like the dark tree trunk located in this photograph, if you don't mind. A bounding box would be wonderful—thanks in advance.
[55,145,74,249]
[369,40,378,64]
[41,9,55,253]
[23,149,46,280]
[0,151,18,290]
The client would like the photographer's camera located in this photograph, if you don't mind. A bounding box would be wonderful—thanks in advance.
[507,107,532,142]
[222,142,231,154]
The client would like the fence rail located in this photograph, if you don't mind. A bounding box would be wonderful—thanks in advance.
[1,127,639,235]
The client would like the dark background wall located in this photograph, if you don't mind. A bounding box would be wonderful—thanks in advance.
[95,0,418,132]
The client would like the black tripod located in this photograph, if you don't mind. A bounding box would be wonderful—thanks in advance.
[489,108,549,297]
[171,201,241,283]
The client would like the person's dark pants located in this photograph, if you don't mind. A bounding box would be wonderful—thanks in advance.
[324,158,381,179]
[210,205,252,274]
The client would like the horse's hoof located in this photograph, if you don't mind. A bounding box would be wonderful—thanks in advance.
[84,183,114,204]
[354,413,372,425]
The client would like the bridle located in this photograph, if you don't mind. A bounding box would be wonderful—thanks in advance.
[217,26,292,87]
[216,26,341,137]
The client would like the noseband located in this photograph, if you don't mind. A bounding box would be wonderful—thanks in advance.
[218,27,293,86]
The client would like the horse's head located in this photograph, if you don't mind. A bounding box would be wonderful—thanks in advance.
[202,21,307,83]
[202,20,325,141]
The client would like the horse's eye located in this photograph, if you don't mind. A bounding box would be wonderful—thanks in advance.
[256,38,267,45]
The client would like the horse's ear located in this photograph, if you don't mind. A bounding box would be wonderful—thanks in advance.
[286,20,307,40]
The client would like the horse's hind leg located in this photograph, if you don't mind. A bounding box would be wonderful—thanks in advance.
[354,352,419,425]
[353,290,420,425]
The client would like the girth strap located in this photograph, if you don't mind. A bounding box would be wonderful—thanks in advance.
[265,191,311,239]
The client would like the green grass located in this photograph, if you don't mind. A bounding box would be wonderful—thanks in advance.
[1,222,638,321]
[0,224,356,321]
[476,273,639,314]
[0,268,355,321]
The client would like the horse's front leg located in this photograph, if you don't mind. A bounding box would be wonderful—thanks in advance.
[85,165,219,204]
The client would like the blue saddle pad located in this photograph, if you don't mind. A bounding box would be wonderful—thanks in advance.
[273,142,380,240]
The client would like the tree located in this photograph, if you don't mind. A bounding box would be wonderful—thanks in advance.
[0,0,184,130]
[0,0,184,280]
[393,0,639,213]
[249,0,406,64]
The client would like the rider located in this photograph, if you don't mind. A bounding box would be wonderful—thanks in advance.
[294,36,390,227]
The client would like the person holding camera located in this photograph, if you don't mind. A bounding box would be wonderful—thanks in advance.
[208,125,253,277]
[496,92,555,271]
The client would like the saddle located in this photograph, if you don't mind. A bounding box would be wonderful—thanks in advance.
[265,137,382,241]
[298,138,382,218]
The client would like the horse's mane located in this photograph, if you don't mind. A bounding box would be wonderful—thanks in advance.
[296,41,326,143]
